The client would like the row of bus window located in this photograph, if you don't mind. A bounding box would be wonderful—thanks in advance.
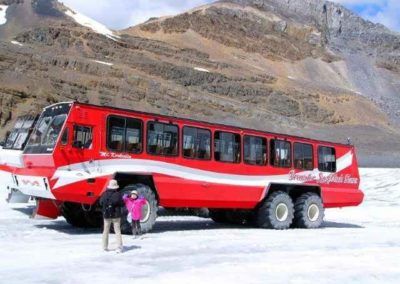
[106,116,337,172]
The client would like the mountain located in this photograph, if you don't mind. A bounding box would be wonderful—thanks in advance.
[0,0,399,166]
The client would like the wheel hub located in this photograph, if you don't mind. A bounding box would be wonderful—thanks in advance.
[140,200,151,223]
[275,203,289,222]
[307,204,320,222]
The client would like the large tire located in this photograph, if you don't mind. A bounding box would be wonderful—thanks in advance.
[61,202,91,228]
[82,206,103,228]
[256,191,294,230]
[293,192,324,229]
[120,183,158,234]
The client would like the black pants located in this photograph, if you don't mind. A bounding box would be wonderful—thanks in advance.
[132,220,141,236]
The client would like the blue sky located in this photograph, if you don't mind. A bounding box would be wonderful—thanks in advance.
[62,0,400,32]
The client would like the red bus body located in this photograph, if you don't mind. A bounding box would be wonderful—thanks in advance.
[8,102,363,223]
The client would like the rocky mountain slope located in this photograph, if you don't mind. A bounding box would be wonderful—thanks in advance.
[0,0,399,166]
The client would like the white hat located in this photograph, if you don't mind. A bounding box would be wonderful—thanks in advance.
[131,190,138,195]
[107,179,119,190]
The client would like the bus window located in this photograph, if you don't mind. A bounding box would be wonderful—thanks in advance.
[182,126,211,160]
[107,116,143,153]
[107,116,125,152]
[42,114,67,149]
[244,135,267,166]
[73,125,92,149]
[61,128,69,145]
[294,143,313,170]
[318,146,336,172]
[214,131,241,163]
[126,119,142,154]
[13,132,30,150]
[24,103,70,154]
[4,130,19,149]
[270,140,291,168]
[147,122,178,156]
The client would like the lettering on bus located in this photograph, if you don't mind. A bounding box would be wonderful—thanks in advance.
[99,151,131,159]
[288,170,359,185]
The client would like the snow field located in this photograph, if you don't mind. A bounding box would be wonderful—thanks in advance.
[0,168,399,283]
[64,9,119,41]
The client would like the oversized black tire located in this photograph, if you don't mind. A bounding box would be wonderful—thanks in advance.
[120,183,158,234]
[256,191,294,229]
[61,202,92,228]
[82,206,103,228]
[293,192,324,229]
[61,202,103,228]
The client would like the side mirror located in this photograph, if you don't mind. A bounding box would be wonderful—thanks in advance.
[0,141,4,147]
[72,140,83,149]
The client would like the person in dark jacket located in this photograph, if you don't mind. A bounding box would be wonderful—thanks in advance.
[99,179,124,252]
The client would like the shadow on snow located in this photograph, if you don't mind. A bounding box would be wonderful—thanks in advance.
[31,218,364,235]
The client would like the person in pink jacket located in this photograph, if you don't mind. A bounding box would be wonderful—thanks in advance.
[122,190,147,237]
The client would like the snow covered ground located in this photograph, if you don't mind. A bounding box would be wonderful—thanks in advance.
[0,168,399,283]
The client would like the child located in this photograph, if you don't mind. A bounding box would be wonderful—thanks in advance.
[122,190,147,237]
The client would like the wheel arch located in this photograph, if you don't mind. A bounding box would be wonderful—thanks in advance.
[262,183,322,204]
[113,172,159,201]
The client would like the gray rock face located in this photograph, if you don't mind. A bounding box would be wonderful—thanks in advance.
[225,0,400,124]
[226,0,399,57]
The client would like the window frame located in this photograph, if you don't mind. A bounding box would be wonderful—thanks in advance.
[182,125,212,161]
[72,125,93,149]
[106,115,143,154]
[60,127,69,146]
[243,134,267,166]
[213,130,242,164]
[293,142,314,171]
[270,139,292,168]
[146,121,179,157]
[318,146,337,173]
[125,117,143,154]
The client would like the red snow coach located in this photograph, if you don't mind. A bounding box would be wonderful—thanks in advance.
[11,102,363,233]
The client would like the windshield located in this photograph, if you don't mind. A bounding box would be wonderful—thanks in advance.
[24,103,71,154]
[3,115,38,150]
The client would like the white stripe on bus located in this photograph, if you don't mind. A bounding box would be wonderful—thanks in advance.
[51,151,353,189]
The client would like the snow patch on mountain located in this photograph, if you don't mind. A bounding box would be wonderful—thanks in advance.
[93,60,114,66]
[0,5,8,25]
[64,9,119,41]
[194,67,210,73]
[11,41,23,47]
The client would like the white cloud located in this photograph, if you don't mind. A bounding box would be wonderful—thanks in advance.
[335,0,400,32]
[364,1,400,32]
